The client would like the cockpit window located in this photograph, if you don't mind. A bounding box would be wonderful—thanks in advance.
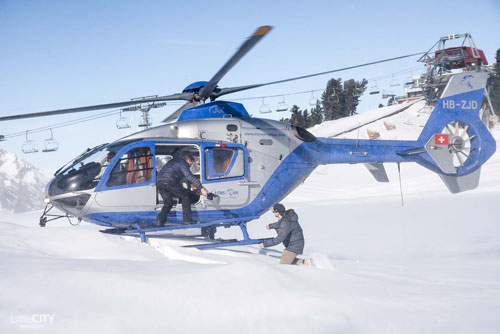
[48,141,135,196]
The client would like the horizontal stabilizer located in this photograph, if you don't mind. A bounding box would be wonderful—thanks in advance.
[364,163,389,182]
[439,168,481,194]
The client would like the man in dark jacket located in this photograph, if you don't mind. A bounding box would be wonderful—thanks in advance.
[157,153,208,226]
[260,203,309,265]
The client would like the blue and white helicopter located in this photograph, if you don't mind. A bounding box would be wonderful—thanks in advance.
[0,27,496,248]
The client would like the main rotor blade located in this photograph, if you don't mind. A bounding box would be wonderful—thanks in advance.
[198,25,272,101]
[212,52,426,100]
[0,93,193,122]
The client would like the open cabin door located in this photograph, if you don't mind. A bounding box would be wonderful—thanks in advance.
[94,142,156,210]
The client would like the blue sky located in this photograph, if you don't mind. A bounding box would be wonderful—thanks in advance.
[1,0,499,171]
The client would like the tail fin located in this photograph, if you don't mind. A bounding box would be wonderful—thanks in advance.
[416,72,495,193]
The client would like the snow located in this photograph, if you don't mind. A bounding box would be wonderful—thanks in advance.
[0,150,19,178]
[1,112,500,333]
[309,99,427,140]
[0,148,50,213]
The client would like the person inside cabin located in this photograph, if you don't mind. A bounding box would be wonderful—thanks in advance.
[156,152,208,226]
[260,203,311,266]
[105,151,126,186]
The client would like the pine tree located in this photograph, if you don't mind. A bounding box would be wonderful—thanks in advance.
[487,48,500,116]
[288,105,305,127]
[321,78,367,121]
[281,78,366,128]
[321,78,343,120]
[307,101,323,127]
[343,78,368,117]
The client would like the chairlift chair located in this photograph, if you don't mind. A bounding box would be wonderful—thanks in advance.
[42,129,59,152]
[116,110,131,129]
[259,98,271,114]
[328,91,339,103]
[389,75,400,87]
[22,131,38,154]
[309,91,319,106]
[369,81,380,95]
[276,96,288,112]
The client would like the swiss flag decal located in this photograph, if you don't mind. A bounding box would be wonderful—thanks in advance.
[435,134,449,145]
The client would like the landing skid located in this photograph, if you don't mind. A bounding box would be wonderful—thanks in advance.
[39,203,78,227]
[122,216,264,249]
[99,228,126,235]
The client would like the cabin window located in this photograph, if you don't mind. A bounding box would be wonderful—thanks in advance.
[204,147,244,180]
[106,146,153,187]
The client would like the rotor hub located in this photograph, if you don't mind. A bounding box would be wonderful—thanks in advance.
[449,135,465,153]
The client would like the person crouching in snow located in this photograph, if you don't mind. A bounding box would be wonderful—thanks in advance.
[260,203,311,266]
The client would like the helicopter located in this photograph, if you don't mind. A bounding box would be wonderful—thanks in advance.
[0,27,496,248]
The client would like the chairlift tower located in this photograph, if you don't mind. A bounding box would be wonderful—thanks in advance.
[138,106,153,129]
[126,97,167,129]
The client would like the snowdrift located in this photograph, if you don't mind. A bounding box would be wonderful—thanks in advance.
[1,107,499,333]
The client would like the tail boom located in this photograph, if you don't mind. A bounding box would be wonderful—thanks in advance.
[305,72,495,193]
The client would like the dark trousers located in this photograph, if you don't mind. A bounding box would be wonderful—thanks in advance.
[158,183,192,224]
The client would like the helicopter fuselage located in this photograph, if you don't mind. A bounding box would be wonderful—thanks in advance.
[44,72,496,230]
[46,101,320,227]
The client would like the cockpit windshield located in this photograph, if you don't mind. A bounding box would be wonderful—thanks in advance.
[48,140,137,196]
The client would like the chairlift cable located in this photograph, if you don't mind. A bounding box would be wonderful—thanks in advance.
[3,109,123,139]
[255,52,426,88]
[228,88,324,101]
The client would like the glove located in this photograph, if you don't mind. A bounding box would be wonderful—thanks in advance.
[207,193,218,200]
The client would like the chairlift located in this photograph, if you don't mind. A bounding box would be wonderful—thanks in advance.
[116,110,131,129]
[369,81,380,95]
[309,91,319,106]
[276,96,288,112]
[328,91,339,103]
[42,129,59,152]
[259,98,271,114]
[382,90,396,99]
[353,87,362,97]
[389,75,400,87]
[22,131,38,154]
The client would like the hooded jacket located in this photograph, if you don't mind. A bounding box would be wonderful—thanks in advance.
[157,158,202,190]
[263,209,305,254]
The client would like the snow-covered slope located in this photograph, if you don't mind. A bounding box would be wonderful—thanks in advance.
[0,149,50,213]
[309,99,428,140]
[0,110,499,333]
